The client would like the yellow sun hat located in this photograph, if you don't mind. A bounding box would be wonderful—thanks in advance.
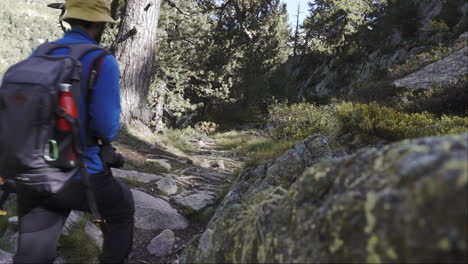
[60,0,117,24]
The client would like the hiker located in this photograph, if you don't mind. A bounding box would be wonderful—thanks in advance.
[9,0,135,263]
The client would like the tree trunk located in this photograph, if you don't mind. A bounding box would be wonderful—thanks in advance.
[152,82,166,132]
[114,0,162,125]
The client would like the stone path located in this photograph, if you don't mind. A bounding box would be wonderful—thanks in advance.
[126,135,243,264]
[0,134,243,264]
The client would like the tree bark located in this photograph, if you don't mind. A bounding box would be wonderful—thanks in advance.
[114,0,162,125]
[152,82,166,132]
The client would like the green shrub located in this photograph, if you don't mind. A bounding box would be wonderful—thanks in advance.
[430,20,450,32]
[268,103,339,140]
[336,102,468,141]
[396,80,468,116]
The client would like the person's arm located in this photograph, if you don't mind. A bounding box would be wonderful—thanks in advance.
[88,55,121,143]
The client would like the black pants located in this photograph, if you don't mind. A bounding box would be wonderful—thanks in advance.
[13,171,135,264]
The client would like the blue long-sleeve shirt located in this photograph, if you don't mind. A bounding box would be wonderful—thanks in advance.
[50,29,121,175]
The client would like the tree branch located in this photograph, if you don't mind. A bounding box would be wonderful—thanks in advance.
[164,0,189,16]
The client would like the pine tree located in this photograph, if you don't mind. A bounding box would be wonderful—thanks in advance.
[302,0,386,55]
[154,0,290,125]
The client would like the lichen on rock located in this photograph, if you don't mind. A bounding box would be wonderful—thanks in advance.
[183,134,468,263]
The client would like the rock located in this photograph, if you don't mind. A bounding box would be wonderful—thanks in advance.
[455,32,468,45]
[146,159,172,172]
[128,119,154,140]
[0,249,13,264]
[8,216,18,226]
[85,222,103,250]
[394,47,468,90]
[197,229,214,259]
[266,135,333,184]
[146,229,176,257]
[156,177,178,195]
[112,168,162,183]
[191,157,211,168]
[212,160,225,170]
[132,189,189,231]
[62,210,84,236]
[184,134,468,263]
[209,135,332,225]
[53,256,67,264]
[174,191,215,211]
[1,226,18,253]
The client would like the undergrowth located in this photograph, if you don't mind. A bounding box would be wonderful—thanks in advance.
[214,101,467,167]
[268,103,338,140]
[336,102,468,141]
[158,127,202,153]
[213,131,295,166]
[58,216,100,264]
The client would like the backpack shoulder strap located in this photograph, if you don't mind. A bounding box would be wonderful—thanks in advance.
[33,42,103,60]
[68,43,104,60]
[86,50,111,103]
[85,49,111,147]
[33,42,59,56]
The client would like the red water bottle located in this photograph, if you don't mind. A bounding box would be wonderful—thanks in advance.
[56,83,78,167]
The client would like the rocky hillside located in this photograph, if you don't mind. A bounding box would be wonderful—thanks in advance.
[0,0,62,75]
[183,134,468,263]
[281,0,468,101]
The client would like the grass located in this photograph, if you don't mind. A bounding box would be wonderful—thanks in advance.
[158,128,201,153]
[227,187,287,263]
[113,128,171,174]
[214,102,467,169]
[58,216,100,264]
[213,131,295,166]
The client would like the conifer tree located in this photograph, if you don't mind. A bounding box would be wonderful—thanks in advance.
[302,0,386,55]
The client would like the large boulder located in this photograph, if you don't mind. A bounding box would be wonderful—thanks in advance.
[183,134,467,263]
[208,135,332,225]
[394,46,468,90]
[132,189,189,231]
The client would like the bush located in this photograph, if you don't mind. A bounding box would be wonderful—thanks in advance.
[268,103,339,140]
[335,102,468,141]
[396,80,468,116]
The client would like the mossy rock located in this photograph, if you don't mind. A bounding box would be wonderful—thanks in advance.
[184,134,467,263]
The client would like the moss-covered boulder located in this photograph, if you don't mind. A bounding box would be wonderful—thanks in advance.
[183,134,467,263]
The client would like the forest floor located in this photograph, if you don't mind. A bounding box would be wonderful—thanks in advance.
[113,130,245,264]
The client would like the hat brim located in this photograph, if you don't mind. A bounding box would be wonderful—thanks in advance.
[60,8,117,24]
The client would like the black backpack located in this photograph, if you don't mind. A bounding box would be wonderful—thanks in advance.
[0,43,109,220]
